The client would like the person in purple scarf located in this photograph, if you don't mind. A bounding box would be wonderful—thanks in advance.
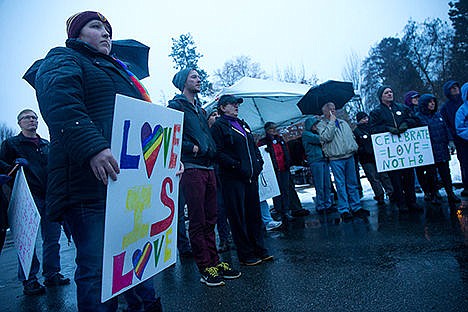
[210,95,272,266]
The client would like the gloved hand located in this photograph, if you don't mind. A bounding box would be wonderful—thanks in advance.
[14,158,29,166]
[0,174,12,185]
[448,141,456,154]
[399,122,408,133]
[388,127,400,135]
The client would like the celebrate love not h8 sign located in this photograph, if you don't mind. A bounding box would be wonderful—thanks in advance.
[371,126,434,173]
[101,94,183,302]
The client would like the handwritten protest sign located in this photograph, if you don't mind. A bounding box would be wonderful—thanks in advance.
[102,95,183,302]
[372,126,434,172]
[7,167,40,279]
[258,146,280,201]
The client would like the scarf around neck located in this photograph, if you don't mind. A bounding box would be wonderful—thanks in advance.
[114,58,151,102]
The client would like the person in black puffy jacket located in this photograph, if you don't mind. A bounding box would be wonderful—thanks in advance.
[210,95,271,266]
[369,85,421,212]
[27,11,161,311]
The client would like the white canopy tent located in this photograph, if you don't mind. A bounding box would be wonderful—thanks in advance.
[204,77,311,132]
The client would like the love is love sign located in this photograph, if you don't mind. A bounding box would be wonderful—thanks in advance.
[102,95,183,302]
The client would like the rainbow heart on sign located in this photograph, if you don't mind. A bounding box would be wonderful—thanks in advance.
[141,122,163,178]
[132,241,152,280]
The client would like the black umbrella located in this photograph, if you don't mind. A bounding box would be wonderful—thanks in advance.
[297,80,355,115]
[111,39,150,80]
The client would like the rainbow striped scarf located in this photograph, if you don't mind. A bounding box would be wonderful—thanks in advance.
[114,58,151,102]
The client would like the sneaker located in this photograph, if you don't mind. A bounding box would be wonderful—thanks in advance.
[353,209,370,218]
[240,258,262,266]
[216,262,241,279]
[340,212,353,222]
[266,220,282,231]
[200,267,225,287]
[23,280,46,296]
[44,273,70,287]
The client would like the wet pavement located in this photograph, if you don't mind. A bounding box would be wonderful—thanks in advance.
[1,189,467,312]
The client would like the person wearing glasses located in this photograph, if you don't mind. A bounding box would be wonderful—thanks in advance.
[0,109,70,296]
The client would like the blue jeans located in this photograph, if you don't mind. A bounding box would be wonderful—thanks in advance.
[260,200,273,225]
[309,160,332,212]
[65,201,158,312]
[329,156,362,214]
[18,197,62,283]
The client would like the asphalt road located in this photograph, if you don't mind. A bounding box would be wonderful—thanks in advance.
[1,190,467,312]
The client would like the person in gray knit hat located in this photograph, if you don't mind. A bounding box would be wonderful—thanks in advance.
[168,69,241,287]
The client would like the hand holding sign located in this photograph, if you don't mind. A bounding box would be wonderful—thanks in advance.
[90,148,120,185]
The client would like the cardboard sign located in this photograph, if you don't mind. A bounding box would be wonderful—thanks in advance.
[258,146,280,201]
[102,95,183,302]
[372,126,434,172]
[7,167,40,278]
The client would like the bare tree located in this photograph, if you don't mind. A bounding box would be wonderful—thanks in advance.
[275,64,318,85]
[403,18,453,98]
[213,55,266,88]
[0,123,15,144]
[341,50,363,91]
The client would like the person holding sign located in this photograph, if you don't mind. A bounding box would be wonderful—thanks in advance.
[416,94,461,205]
[27,11,161,311]
[369,85,421,212]
[169,70,241,287]
[0,109,70,296]
[211,95,272,266]
[316,103,368,222]
[353,112,393,206]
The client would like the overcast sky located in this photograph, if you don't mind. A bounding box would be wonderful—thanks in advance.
[0,0,450,138]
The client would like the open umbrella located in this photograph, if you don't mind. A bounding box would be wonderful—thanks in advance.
[297,80,355,115]
[111,39,150,80]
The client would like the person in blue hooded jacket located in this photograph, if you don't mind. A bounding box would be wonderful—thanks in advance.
[456,83,468,140]
[416,94,461,205]
[301,116,333,215]
[440,80,468,196]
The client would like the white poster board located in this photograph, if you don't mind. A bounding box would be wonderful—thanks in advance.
[372,126,434,172]
[258,146,280,201]
[102,95,183,302]
[7,167,40,279]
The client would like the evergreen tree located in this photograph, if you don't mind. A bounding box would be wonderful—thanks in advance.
[448,0,468,83]
[169,33,213,96]
[361,37,425,110]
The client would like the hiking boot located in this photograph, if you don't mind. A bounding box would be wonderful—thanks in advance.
[44,273,70,287]
[260,254,274,262]
[353,209,370,219]
[340,212,353,222]
[23,280,46,296]
[291,209,310,217]
[240,258,262,266]
[200,267,225,287]
[216,262,241,279]
[447,192,461,204]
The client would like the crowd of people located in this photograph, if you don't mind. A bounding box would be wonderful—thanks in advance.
[0,9,467,312]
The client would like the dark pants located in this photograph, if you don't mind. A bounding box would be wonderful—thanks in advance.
[216,180,231,243]
[181,168,219,271]
[455,137,468,190]
[273,170,290,218]
[421,161,455,196]
[387,168,416,206]
[221,177,268,262]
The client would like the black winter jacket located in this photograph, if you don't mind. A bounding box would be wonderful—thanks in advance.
[257,135,291,172]
[210,116,264,182]
[168,94,216,167]
[353,124,375,164]
[30,38,146,221]
[0,133,49,198]
[369,102,419,134]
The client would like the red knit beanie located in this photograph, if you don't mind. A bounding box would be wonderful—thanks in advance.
[66,11,112,39]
